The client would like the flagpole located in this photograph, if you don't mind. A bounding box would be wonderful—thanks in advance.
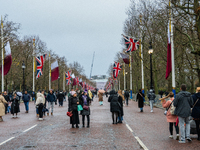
[140,15,144,94]
[49,53,51,91]
[63,71,65,91]
[130,52,133,99]
[33,39,35,92]
[1,16,4,92]
[124,63,125,91]
[169,0,175,95]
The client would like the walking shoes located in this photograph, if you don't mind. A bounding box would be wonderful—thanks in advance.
[179,140,186,143]
[176,134,179,140]
[169,135,173,139]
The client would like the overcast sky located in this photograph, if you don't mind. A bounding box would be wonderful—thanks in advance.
[1,0,131,78]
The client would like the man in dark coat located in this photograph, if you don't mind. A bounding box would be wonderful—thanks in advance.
[3,91,10,114]
[173,84,193,143]
[108,90,120,124]
[136,89,145,112]
[47,90,56,116]
[22,91,31,113]
[124,90,129,106]
[57,91,64,107]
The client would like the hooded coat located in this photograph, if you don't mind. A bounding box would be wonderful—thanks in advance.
[0,95,8,116]
[136,92,145,108]
[173,91,193,118]
[68,96,80,124]
[36,93,45,106]
[11,96,20,114]
[192,92,200,119]
[147,89,156,101]
[108,90,120,113]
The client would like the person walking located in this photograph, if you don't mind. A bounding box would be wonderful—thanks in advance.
[118,90,124,123]
[0,92,8,122]
[80,92,91,128]
[46,90,56,116]
[32,91,36,103]
[3,91,10,114]
[98,92,103,105]
[160,92,179,140]
[136,89,145,112]
[11,93,20,118]
[22,91,31,113]
[108,90,120,124]
[36,92,45,120]
[124,89,129,106]
[173,84,193,143]
[159,90,164,98]
[148,89,156,113]
[57,91,64,107]
[191,87,200,141]
[68,91,80,128]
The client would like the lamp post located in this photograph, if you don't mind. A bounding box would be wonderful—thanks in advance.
[58,76,60,91]
[148,41,153,89]
[22,61,26,94]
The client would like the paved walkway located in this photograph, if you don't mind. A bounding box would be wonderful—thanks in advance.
[0,96,200,150]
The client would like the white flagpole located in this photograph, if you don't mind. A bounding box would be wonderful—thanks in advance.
[124,63,125,91]
[49,53,51,91]
[130,52,133,99]
[170,0,176,95]
[33,39,35,92]
[140,15,144,93]
[63,71,65,91]
[1,16,4,92]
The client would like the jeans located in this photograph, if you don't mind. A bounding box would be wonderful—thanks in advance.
[59,101,63,106]
[7,106,11,113]
[125,97,129,106]
[169,122,179,135]
[179,116,190,141]
[24,102,29,111]
[36,108,39,114]
[149,100,154,111]
[48,102,54,113]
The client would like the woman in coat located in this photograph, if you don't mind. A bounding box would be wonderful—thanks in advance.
[11,93,20,118]
[192,87,200,140]
[98,92,103,105]
[68,91,80,128]
[0,92,8,122]
[118,90,124,123]
[161,92,179,140]
[136,89,145,112]
[108,90,120,124]
[36,92,45,120]
[80,92,91,128]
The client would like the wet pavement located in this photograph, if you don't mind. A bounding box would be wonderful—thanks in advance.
[1,96,200,150]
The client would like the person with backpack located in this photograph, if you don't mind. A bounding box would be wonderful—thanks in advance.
[173,84,193,143]
[160,92,179,140]
[108,90,120,124]
[124,89,129,106]
[191,87,200,141]
[148,89,156,112]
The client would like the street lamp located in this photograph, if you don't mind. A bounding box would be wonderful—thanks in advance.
[58,76,60,91]
[125,72,128,90]
[148,41,153,90]
[22,61,26,94]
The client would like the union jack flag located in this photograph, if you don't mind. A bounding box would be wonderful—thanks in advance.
[65,71,72,85]
[36,54,47,79]
[113,62,122,78]
[123,35,140,52]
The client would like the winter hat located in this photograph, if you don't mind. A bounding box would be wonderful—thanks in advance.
[71,91,76,96]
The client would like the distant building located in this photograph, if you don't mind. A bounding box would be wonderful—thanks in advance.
[90,75,108,90]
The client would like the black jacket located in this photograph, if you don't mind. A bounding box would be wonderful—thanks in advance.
[108,90,120,112]
[173,91,193,118]
[192,93,200,119]
[137,92,145,108]
[148,90,156,101]
[57,92,64,102]
[3,95,10,102]
[68,96,78,112]
[124,91,129,98]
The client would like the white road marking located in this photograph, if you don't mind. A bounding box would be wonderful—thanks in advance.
[126,123,149,150]
[23,124,37,133]
[0,137,15,146]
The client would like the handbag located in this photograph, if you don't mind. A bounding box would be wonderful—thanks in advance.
[77,104,83,111]
[67,111,73,117]
[83,105,89,110]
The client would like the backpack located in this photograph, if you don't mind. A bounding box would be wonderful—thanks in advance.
[169,100,176,115]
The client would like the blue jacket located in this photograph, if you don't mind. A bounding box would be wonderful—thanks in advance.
[22,94,30,102]
[47,93,56,102]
